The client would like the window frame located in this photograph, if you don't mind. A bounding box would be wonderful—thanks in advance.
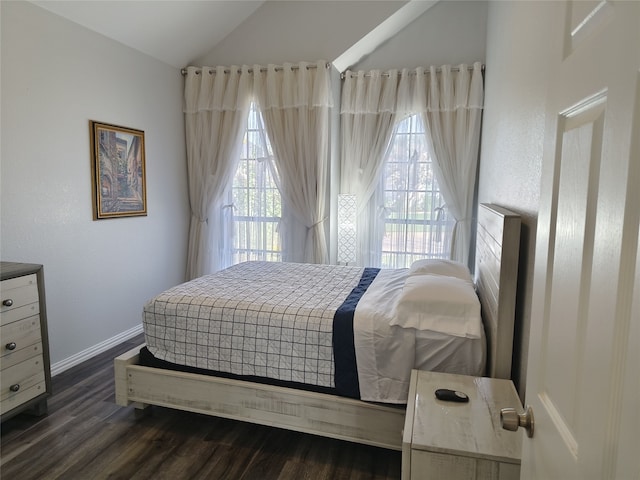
[378,113,454,268]
[229,102,282,264]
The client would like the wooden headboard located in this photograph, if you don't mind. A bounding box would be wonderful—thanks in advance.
[475,203,521,379]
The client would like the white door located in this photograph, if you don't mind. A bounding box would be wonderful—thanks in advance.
[521,1,640,479]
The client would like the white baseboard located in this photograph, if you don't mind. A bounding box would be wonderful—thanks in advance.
[50,324,143,377]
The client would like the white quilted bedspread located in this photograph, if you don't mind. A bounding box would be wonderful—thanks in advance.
[143,261,365,388]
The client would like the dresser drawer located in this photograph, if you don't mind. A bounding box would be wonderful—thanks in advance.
[1,313,42,351]
[0,314,43,370]
[0,303,40,327]
[0,355,46,402]
[1,274,39,326]
[0,341,44,371]
[0,379,46,416]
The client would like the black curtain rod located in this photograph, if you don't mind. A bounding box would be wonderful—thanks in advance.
[339,64,485,80]
[181,62,331,76]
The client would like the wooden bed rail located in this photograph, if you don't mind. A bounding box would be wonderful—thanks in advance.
[115,345,406,450]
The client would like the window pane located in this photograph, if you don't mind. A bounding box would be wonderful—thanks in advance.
[231,102,282,264]
[381,114,454,268]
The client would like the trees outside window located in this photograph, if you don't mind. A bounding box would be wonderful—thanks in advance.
[379,114,454,268]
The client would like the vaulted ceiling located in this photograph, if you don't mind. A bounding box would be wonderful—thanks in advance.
[31,1,266,68]
[30,0,439,70]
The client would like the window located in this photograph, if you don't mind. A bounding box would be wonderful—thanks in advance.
[230,102,282,264]
[380,114,454,268]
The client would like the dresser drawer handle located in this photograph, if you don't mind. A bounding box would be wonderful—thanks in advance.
[6,342,17,351]
[9,384,20,392]
[2,299,14,307]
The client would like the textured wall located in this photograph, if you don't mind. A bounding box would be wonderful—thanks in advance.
[352,0,487,72]
[479,1,556,399]
[1,1,189,367]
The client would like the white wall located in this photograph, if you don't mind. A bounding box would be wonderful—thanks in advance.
[478,0,555,398]
[352,0,487,71]
[1,1,189,369]
[196,1,406,67]
[198,1,486,72]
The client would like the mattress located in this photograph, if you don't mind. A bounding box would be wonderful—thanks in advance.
[142,261,485,404]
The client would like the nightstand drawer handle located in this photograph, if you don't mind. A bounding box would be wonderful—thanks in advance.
[9,384,20,392]
[6,342,17,351]
[2,298,14,307]
[500,405,534,438]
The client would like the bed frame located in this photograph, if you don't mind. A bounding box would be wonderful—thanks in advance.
[114,203,521,451]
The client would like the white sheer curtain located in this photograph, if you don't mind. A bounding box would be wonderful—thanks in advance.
[340,62,484,266]
[253,60,332,264]
[183,65,251,279]
[419,63,484,265]
[340,70,405,266]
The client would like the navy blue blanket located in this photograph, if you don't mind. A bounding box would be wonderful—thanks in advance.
[332,267,380,399]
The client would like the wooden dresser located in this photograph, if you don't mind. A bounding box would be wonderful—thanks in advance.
[402,370,522,480]
[0,262,52,420]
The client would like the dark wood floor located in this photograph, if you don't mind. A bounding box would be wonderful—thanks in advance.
[1,334,401,479]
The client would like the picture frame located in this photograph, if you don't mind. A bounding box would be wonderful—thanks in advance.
[90,121,147,219]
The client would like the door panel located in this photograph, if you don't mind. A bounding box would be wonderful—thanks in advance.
[523,1,639,479]
[542,94,605,458]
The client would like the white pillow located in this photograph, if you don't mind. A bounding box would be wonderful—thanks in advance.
[390,274,482,338]
[408,259,473,282]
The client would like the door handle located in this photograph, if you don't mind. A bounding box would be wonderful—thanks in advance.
[500,405,534,438]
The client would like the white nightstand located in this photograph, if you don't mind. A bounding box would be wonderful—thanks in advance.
[402,370,522,480]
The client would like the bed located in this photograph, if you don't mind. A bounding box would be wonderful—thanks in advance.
[114,203,521,451]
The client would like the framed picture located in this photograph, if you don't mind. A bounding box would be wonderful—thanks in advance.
[90,121,147,219]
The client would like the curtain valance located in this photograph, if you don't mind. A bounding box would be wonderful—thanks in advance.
[183,65,251,113]
[184,60,332,114]
[254,61,333,110]
[341,62,484,115]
